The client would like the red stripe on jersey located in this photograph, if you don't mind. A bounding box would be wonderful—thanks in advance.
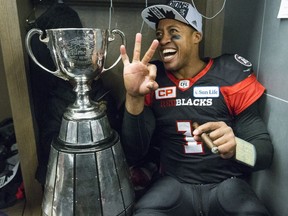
[220,74,265,115]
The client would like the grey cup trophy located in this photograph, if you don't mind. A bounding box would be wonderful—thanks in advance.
[25,28,134,216]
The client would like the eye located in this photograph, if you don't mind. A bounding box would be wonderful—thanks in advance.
[169,28,178,35]
[156,31,163,41]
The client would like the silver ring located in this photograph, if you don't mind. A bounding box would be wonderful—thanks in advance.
[211,146,219,154]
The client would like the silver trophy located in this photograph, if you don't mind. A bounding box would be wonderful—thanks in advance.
[25,28,134,216]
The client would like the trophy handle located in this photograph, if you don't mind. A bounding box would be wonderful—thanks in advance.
[102,29,126,73]
[25,28,68,80]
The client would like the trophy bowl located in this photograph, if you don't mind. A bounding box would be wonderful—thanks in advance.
[25,28,125,82]
[26,28,125,120]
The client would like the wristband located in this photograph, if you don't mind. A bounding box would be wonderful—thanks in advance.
[235,137,256,167]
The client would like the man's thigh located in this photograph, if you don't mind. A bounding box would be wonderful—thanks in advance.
[209,177,270,216]
[134,176,194,216]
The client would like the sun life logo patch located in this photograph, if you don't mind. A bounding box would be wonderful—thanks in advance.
[193,86,219,98]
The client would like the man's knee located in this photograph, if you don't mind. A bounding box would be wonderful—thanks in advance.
[211,177,270,216]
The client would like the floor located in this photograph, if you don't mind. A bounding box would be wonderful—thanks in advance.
[0,199,25,216]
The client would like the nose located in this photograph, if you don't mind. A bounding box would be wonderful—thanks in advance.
[159,32,171,45]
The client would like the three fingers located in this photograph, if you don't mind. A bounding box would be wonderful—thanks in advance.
[120,33,159,66]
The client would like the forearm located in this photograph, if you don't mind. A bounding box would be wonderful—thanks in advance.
[121,106,155,165]
[234,101,273,171]
[249,135,273,171]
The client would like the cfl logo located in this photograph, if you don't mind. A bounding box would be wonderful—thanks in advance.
[179,80,190,90]
[155,87,176,99]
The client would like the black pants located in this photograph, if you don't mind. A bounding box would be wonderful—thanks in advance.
[133,176,270,216]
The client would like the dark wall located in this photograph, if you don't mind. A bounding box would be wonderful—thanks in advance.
[222,1,288,215]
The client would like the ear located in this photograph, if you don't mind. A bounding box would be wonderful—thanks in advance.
[193,31,203,43]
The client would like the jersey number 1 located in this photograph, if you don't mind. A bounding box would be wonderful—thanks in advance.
[177,121,204,154]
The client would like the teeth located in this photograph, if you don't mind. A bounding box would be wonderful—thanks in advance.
[163,49,176,54]
[162,49,177,59]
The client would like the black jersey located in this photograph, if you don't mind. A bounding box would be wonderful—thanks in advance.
[144,54,265,184]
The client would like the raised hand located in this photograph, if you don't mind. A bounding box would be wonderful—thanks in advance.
[120,33,159,98]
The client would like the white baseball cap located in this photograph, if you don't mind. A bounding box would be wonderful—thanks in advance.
[141,0,203,33]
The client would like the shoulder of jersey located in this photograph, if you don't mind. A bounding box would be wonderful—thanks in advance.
[213,54,254,84]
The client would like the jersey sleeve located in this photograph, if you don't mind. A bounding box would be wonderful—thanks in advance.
[121,107,156,165]
[233,100,273,171]
[220,74,265,116]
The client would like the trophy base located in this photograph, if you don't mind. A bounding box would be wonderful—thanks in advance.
[42,131,134,216]
[59,112,113,147]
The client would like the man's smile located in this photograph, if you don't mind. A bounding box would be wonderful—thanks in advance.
[162,48,177,61]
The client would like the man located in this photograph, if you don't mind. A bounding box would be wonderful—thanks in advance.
[120,0,273,215]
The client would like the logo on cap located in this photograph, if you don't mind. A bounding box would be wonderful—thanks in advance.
[168,1,189,17]
[142,0,202,32]
[146,7,176,23]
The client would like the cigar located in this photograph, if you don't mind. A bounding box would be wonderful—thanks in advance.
[192,122,219,154]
